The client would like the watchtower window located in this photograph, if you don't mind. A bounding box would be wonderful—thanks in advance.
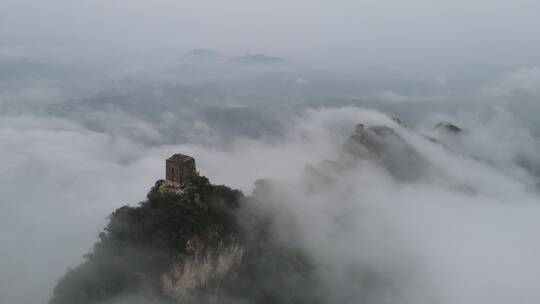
[171,167,175,175]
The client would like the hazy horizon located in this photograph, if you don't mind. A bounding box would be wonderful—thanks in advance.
[3,0,540,70]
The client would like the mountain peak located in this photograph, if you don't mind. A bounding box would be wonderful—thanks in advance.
[184,49,222,60]
[434,121,462,133]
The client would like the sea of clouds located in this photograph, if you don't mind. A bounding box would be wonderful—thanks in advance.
[2,100,540,303]
[3,0,540,301]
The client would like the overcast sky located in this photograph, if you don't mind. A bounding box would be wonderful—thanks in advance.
[2,0,540,69]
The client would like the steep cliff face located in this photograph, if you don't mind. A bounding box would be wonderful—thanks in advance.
[161,237,244,301]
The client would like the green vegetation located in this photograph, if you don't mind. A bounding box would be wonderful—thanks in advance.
[50,176,319,304]
[50,177,241,304]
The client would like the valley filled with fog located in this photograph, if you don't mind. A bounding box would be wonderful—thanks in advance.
[2,53,540,303]
[2,1,540,303]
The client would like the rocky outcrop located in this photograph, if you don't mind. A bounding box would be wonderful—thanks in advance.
[156,179,188,195]
[434,121,462,134]
[161,237,243,301]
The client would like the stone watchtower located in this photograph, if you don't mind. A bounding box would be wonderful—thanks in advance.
[166,154,197,184]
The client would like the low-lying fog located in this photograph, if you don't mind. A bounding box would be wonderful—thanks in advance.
[2,1,540,303]
[2,60,540,303]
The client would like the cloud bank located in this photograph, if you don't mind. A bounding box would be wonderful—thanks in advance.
[2,106,540,303]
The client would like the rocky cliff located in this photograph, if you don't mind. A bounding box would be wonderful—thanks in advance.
[50,176,319,304]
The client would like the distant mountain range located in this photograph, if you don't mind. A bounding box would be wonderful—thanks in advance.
[184,49,286,64]
[184,49,222,59]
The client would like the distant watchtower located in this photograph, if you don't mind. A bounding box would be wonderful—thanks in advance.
[166,154,197,184]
